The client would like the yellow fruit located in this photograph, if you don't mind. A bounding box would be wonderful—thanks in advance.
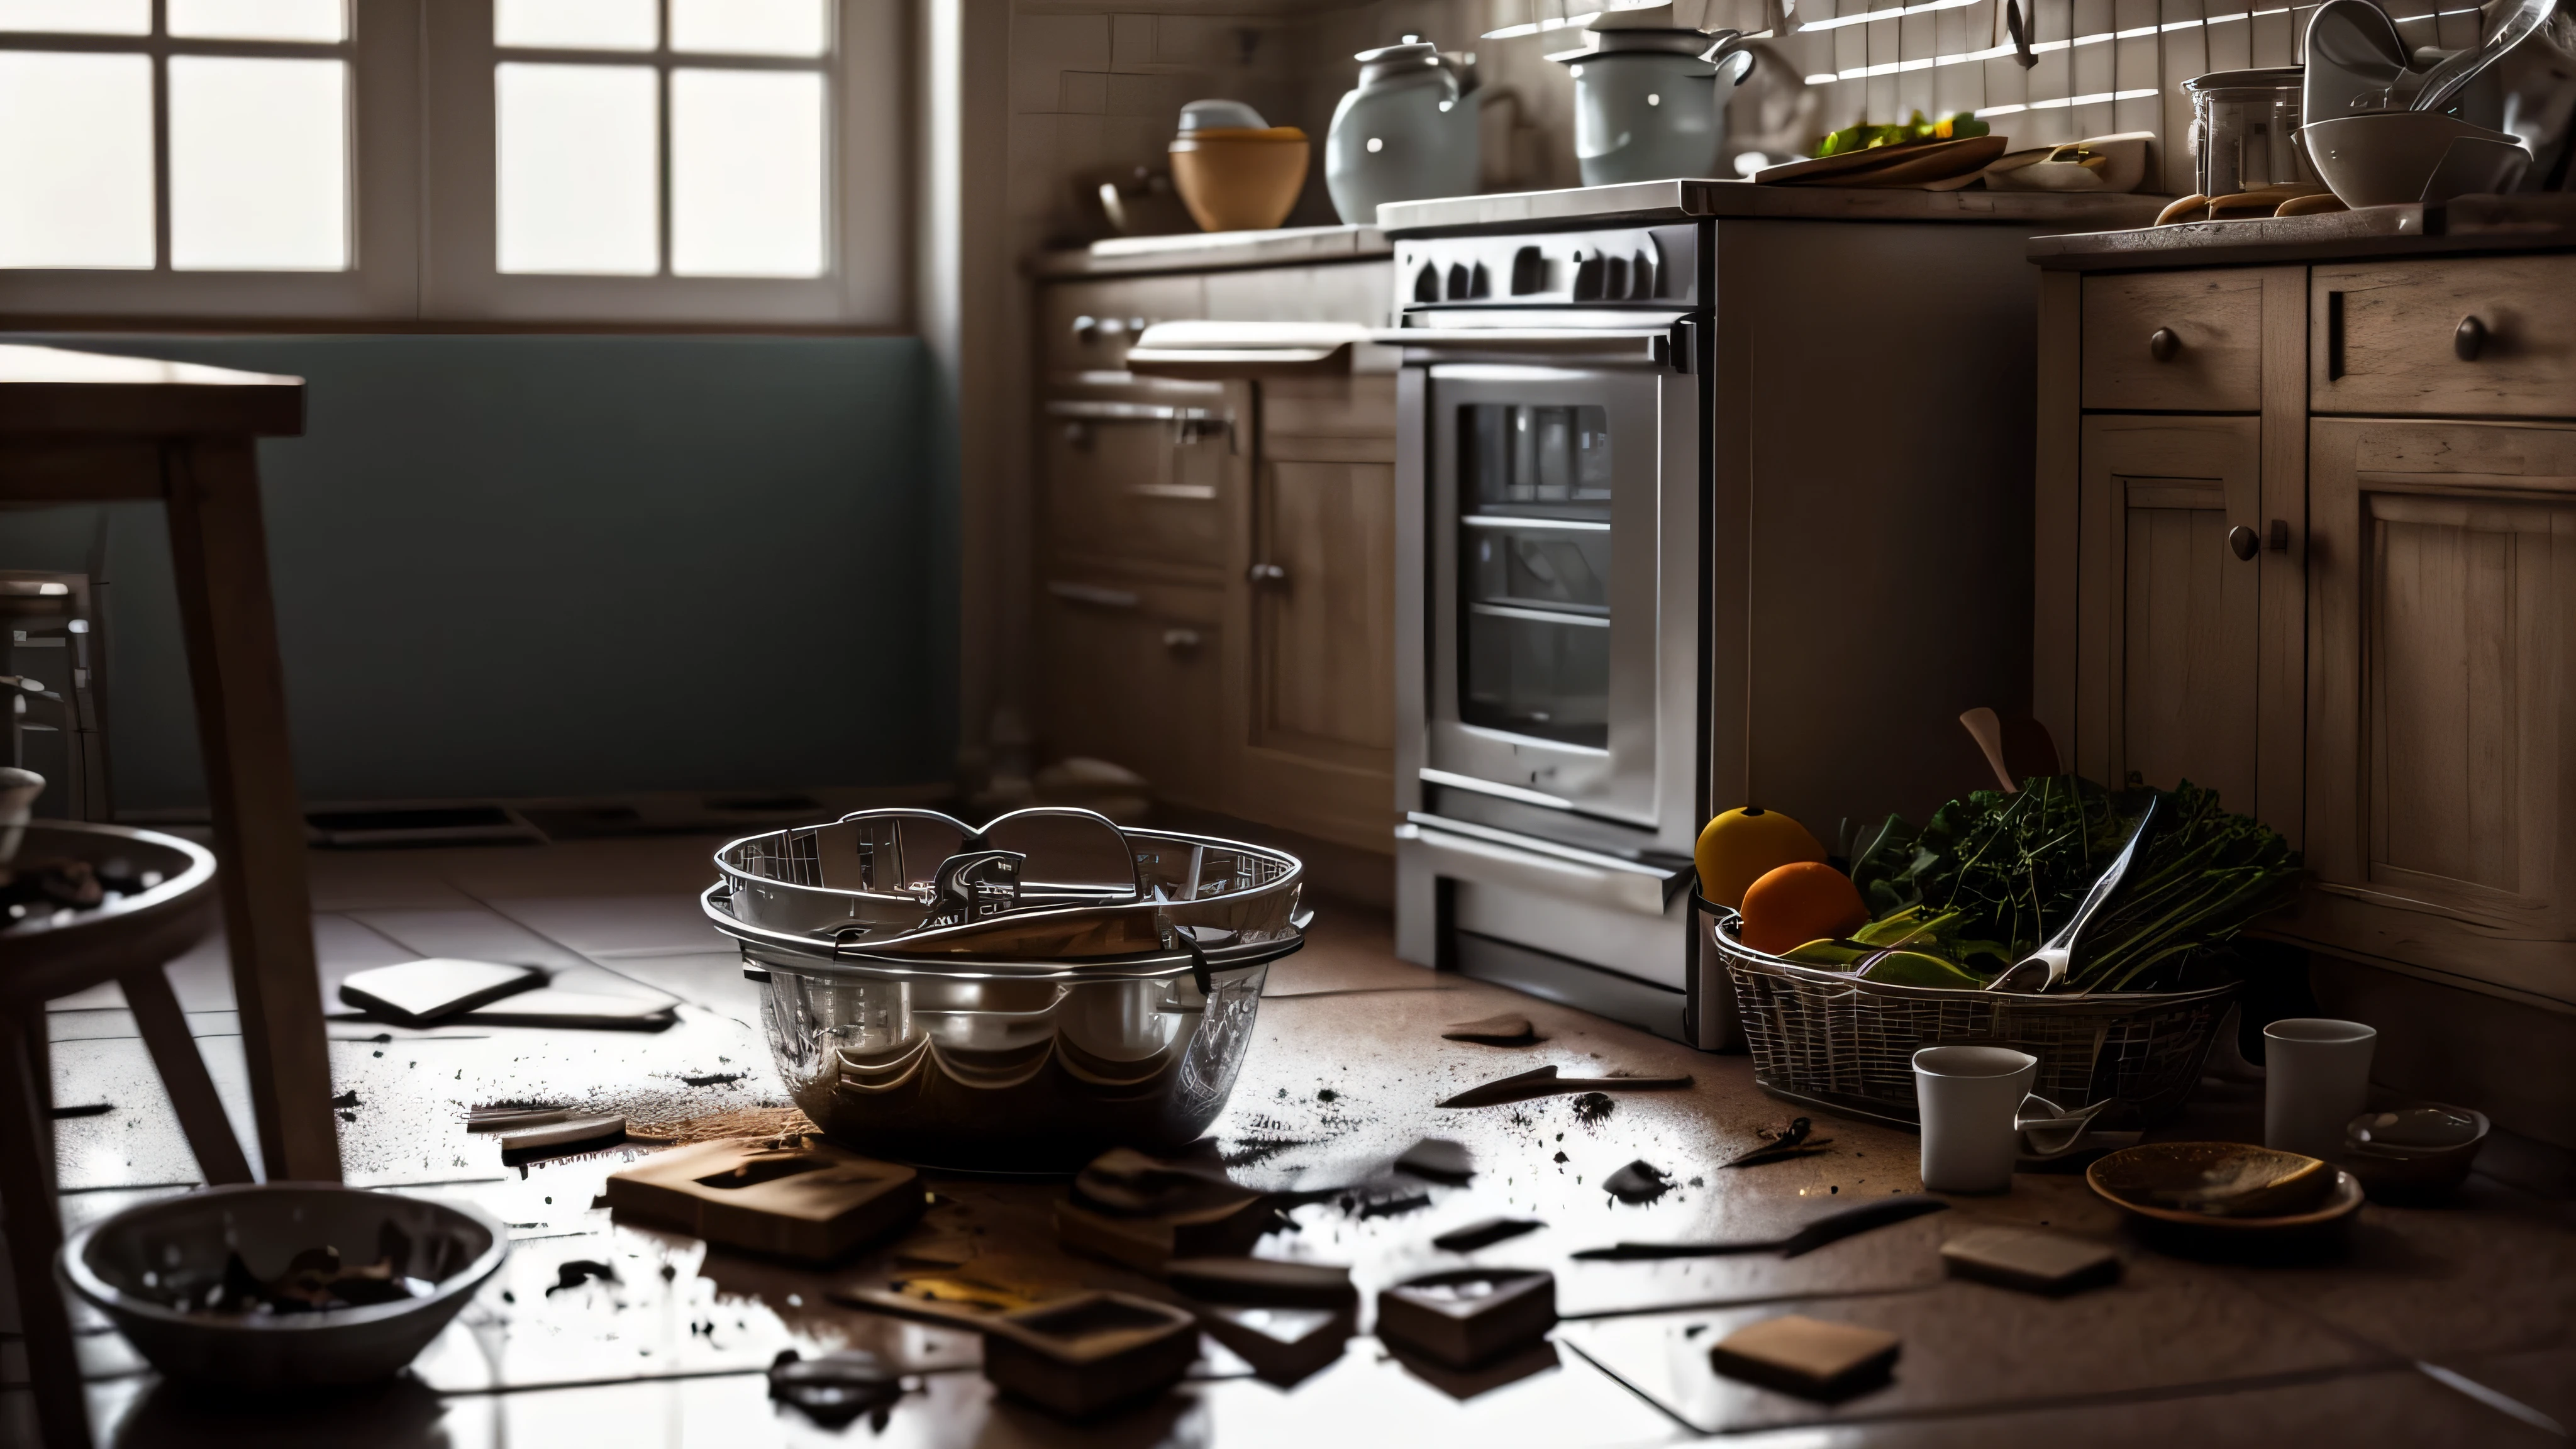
[1695,806,1827,910]
[1738,861,1869,956]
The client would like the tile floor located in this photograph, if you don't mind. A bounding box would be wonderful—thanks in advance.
[5,832,2571,1448]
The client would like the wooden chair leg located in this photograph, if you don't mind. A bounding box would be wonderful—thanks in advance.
[121,966,255,1186]
[0,1011,96,1449]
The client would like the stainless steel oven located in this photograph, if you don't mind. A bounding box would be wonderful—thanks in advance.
[1386,222,1709,1040]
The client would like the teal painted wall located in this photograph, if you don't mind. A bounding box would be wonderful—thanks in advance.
[0,333,954,811]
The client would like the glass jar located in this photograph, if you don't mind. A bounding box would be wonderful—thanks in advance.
[2183,67,2323,198]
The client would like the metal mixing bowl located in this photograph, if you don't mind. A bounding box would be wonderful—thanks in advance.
[704,830,1304,1170]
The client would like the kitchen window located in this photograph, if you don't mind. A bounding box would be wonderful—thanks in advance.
[0,0,906,326]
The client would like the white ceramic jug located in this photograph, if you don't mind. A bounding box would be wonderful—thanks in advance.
[1325,40,1480,225]
[1552,6,1756,186]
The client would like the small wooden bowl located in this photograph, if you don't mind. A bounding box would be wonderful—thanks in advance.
[1169,128,1309,233]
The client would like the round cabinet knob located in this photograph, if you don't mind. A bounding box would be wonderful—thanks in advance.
[2228,525,2259,561]
[1247,562,1288,586]
[2456,315,2487,362]
[2149,327,2180,363]
[1072,314,1099,343]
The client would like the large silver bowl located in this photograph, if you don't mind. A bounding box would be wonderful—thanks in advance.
[705,875,1301,1171]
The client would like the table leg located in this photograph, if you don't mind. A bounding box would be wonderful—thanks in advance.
[160,436,339,1184]
[121,965,255,1186]
[0,1011,94,1449]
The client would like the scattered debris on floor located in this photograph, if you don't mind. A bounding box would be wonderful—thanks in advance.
[1395,1137,1475,1183]
[1431,1217,1545,1252]
[546,1259,620,1295]
[624,1104,815,1145]
[1572,1092,1616,1124]
[1602,1160,1673,1204]
[47,1102,113,1119]
[1436,1063,1693,1109]
[1354,1191,1433,1219]
[1441,1013,1539,1046]
[1723,1116,1834,1168]
[767,1348,906,1431]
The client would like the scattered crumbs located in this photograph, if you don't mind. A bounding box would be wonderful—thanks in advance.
[1830,1185,1840,1194]
[501,1290,514,1304]
[547,1260,619,1295]
[1685,1323,1707,1338]
[372,1050,383,1058]
[660,1263,677,1282]
[1553,1152,1568,1163]
[331,1089,360,1109]
[680,1071,748,1088]
[1572,1092,1616,1124]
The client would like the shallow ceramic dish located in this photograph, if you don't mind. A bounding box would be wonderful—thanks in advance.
[2301,111,2529,206]
[2343,1104,2489,1200]
[2087,1143,2364,1241]
[61,1183,507,1391]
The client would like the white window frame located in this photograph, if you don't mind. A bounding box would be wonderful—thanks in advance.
[0,0,419,322]
[0,0,908,328]
[422,0,907,327]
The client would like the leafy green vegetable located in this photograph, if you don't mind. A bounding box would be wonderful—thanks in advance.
[1847,778,2302,992]
[1814,109,1991,158]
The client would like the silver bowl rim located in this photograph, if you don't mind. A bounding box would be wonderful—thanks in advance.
[709,818,1304,919]
[2,820,216,943]
[60,1181,511,1335]
[714,882,1305,982]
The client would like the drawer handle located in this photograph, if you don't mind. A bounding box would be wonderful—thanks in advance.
[1048,580,1139,609]
[2228,525,2259,562]
[1247,562,1288,586]
[1162,628,1203,653]
[2148,327,2180,363]
[2455,315,2487,362]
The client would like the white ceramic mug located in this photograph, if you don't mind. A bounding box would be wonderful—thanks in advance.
[1913,1045,2039,1193]
[2264,1017,2377,1158]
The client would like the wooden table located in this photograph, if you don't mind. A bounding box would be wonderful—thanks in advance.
[0,344,337,1189]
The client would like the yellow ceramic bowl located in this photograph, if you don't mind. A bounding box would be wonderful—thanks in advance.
[1169,128,1309,233]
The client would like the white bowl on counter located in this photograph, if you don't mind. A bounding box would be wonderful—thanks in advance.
[2300,111,2531,207]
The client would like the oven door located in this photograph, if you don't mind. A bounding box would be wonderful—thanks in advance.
[1424,358,1684,830]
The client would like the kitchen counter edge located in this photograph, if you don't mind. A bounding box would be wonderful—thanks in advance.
[1031,225,1390,279]
[2028,192,2576,270]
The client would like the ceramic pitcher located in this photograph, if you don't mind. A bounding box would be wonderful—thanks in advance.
[1553,12,1757,186]
[1326,40,1480,224]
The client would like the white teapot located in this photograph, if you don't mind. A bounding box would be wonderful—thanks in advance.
[1324,39,1480,224]
[1552,4,1756,186]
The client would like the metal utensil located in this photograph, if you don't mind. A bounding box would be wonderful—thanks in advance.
[1570,1195,1948,1261]
[1985,794,2163,994]
[2413,0,2558,113]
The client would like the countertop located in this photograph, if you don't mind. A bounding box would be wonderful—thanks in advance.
[1030,225,1389,280]
[1376,180,2170,236]
[31,831,2576,1446]
[2030,192,2576,270]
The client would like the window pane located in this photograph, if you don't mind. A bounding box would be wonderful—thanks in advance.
[497,63,658,275]
[671,69,825,277]
[494,0,655,50]
[671,0,828,56]
[169,57,349,270]
[0,52,153,268]
[0,0,148,33]
[168,0,347,41]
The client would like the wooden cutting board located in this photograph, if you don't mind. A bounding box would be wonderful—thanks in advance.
[605,1136,923,1263]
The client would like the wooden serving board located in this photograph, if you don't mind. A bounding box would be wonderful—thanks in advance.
[605,1136,923,1263]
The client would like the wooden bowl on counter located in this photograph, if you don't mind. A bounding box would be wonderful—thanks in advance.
[1169,128,1309,233]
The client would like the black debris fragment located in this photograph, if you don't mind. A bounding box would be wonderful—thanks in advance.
[1602,1161,1672,1204]
[547,1260,620,1295]
[1394,1138,1474,1183]
[1572,1092,1615,1124]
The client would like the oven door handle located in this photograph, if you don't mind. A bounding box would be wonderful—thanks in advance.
[1369,328,1674,365]
[1399,819,1685,917]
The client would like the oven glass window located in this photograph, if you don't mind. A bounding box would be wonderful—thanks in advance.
[1457,400,1614,747]
[1460,404,1611,511]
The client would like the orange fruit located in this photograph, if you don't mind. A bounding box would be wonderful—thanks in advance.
[1695,806,1827,910]
[1738,861,1870,956]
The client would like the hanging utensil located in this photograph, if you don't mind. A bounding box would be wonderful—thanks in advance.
[1984,793,2163,994]
[2412,0,2557,113]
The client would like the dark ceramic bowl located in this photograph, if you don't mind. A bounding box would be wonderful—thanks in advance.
[60,1183,506,1391]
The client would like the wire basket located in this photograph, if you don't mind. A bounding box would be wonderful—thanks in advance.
[1701,899,2235,1130]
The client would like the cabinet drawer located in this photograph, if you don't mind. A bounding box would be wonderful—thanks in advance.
[1041,406,1228,572]
[2315,255,2576,418]
[2082,270,2265,411]
[1261,374,1399,444]
[1040,579,1223,809]
[1040,275,1206,377]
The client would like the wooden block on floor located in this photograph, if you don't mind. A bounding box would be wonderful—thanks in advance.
[1375,1268,1555,1369]
[983,1292,1200,1419]
[1055,1194,1271,1274]
[1197,1302,1354,1386]
[1166,1255,1355,1307]
[1940,1226,2122,1296]
[604,1136,921,1263]
[1707,1314,1901,1401]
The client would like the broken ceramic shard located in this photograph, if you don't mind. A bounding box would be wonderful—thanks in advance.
[1396,1137,1475,1183]
[1435,1064,1694,1109]
[1375,1268,1556,1369]
[337,958,544,1026]
[1194,1302,1353,1386]
[1601,1160,1672,1203]
[1057,1147,1271,1272]
[1707,1314,1900,1400]
[1431,1217,1545,1252]
[604,1136,921,1263]
[1938,1226,2121,1296]
[1441,1012,1538,1045]
[981,1291,1199,1419]
[495,1114,626,1162]
[1165,1255,1355,1307]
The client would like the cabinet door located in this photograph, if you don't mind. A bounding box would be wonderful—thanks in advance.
[2299,418,2576,1005]
[1043,403,1228,577]
[1041,580,1224,811]
[1224,375,1399,853]
[2079,416,2270,823]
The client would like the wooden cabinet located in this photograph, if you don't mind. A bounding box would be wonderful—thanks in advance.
[2040,247,2576,1010]
[1032,254,1396,862]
